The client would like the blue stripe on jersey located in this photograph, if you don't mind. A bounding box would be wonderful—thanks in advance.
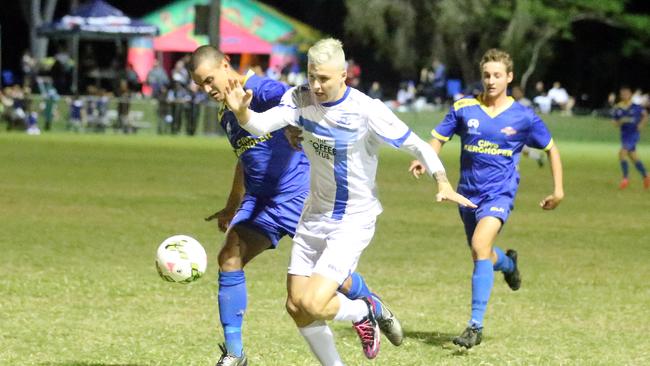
[321,87,351,107]
[299,116,357,220]
[378,129,412,148]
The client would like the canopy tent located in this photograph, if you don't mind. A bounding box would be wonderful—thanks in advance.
[151,19,272,54]
[37,0,159,93]
[141,0,321,52]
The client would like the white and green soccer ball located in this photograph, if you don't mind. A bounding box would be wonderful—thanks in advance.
[155,235,207,284]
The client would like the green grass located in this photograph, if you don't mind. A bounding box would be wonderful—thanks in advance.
[1,116,649,365]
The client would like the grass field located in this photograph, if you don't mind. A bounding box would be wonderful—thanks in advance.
[1,113,649,365]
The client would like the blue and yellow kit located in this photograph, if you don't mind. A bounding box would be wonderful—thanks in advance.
[612,101,645,151]
[433,96,553,226]
[220,72,310,204]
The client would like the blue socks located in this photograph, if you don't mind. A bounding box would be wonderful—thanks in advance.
[342,272,382,317]
[621,160,629,178]
[493,247,514,273]
[470,259,494,328]
[218,270,247,357]
[634,160,647,177]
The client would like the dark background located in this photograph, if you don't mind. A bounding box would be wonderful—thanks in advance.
[1,0,649,106]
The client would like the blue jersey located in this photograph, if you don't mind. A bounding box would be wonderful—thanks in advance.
[433,96,553,199]
[613,102,644,139]
[220,72,310,203]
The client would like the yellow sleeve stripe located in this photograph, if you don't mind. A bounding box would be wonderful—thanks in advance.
[453,98,480,111]
[543,138,554,151]
[431,130,450,142]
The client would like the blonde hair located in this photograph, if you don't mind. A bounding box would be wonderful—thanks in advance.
[308,38,346,70]
[480,49,513,73]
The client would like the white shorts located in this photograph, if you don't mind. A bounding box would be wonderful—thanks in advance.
[288,214,376,284]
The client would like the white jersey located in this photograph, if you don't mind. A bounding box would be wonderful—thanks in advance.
[243,85,445,221]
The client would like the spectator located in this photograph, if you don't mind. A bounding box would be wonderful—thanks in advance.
[396,81,416,112]
[146,59,170,98]
[116,80,132,133]
[21,50,37,88]
[68,94,84,132]
[367,81,383,100]
[511,86,532,108]
[125,63,141,93]
[533,92,552,114]
[43,86,60,131]
[171,59,190,86]
[547,81,575,116]
[156,85,173,135]
[345,58,361,87]
[186,83,206,136]
[431,57,447,104]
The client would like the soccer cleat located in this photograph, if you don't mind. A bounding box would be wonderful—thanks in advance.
[619,178,629,190]
[216,343,248,366]
[371,294,404,346]
[452,325,483,349]
[352,297,381,359]
[644,176,650,190]
[504,249,521,291]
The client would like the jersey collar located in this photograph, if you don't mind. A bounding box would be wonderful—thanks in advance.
[478,94,515,118]
[321,86,351,107]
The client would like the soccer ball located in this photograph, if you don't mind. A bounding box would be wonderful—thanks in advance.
[155,235,207,284]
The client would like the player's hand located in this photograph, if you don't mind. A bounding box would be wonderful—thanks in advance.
[409,160,426,179]
[223,78,253,116]
[284,126,304,150]
[539,193,563,210]
[205,207,236,233]
[436,182,477,208]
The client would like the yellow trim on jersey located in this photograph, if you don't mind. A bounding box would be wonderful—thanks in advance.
[478,95,515,118]
[543,138,554,151]
[453,98,480,111]
[242,69,255,86]
[431,129,450,142]
[615,100,632,109]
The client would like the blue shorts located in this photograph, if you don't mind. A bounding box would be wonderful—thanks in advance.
[621,134,640,151]
[458,194,514,246]
[229,191,307,248]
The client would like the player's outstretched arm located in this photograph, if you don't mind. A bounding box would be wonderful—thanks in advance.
[540,144,564,210]
[433,171,476,208]
[409,139,444,179]
[224,78,295,136]
[400,134,476,208]
[205,161,245,232]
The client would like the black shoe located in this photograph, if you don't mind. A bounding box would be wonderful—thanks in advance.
[452,325,483,349]
[504,249,521,291]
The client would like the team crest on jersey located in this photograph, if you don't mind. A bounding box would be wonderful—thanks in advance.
[500,126,517,136]
[467,118,481,135]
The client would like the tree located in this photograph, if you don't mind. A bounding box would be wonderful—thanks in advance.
[20,0,59,60]
[344,0,650,91]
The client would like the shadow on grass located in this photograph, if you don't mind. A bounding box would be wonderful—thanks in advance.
[404,330,457,346]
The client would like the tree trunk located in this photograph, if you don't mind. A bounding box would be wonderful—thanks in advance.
[519,28,557,92]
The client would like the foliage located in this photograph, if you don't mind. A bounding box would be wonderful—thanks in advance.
[344,0,650,89]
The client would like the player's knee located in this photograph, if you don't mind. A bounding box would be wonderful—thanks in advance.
[297,295,326,318]
[285,297,301,319]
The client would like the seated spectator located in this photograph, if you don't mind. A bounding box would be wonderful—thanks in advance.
[367,81,383,100]
[533,92,552,114]
[395,81,416,112]
[548,81,575,116]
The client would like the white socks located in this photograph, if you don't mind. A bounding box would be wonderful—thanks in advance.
[299,321,344,366]
[333,292,368,323]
